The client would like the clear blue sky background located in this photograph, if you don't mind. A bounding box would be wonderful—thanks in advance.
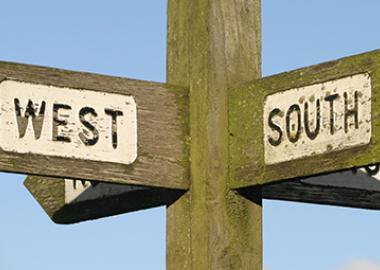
[0,1,380,270]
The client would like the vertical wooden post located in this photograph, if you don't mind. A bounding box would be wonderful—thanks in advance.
[167,0,262,269]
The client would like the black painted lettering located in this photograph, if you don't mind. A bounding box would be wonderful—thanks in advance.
[304,99,321,140]
[79,107,99,146]
[53,103,72,143]
[324,94,339,135]
[267,108,283,146]
[105,108,124,149]
[73,179,99,190]
[344,91,359,133]
[14,98,46,139]
[286,104,301,143]
[73,179,88,190]
[364,165,380,176]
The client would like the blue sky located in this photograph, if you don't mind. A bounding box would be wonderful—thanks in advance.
[1,1,380,269]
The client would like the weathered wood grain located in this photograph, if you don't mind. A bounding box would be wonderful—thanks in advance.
[24,176,184,224]
[167,1,263,270]
[0,61,189,189]
[230,50,380,189]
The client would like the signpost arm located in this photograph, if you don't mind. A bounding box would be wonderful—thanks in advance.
[167,1,262,269]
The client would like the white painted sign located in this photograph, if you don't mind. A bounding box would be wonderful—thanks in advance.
[264,73,372,165]
[64,179,143,204]
[0,80,137,164]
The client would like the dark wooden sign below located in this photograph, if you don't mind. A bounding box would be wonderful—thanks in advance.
[24,176,184,224]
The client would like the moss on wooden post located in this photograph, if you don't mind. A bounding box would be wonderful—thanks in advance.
[167,1,262,269]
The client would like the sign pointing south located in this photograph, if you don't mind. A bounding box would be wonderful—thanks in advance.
[229,49,380,189]
[264,73,371,165]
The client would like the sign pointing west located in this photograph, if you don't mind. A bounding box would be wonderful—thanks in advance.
[1,80,138,165]
[0,61,189,189]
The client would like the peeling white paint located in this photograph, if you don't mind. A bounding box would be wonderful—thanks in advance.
[264,73,371,165]
[0,80,137,165]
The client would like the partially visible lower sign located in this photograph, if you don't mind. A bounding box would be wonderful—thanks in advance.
[0,80,137,165]
[64,178,142,204]
[237,164,380,211]
[24,176,184,224]
[259,165,380,210]
[264,73,371,165]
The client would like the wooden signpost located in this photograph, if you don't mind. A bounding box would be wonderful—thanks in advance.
[0,0,377,269]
